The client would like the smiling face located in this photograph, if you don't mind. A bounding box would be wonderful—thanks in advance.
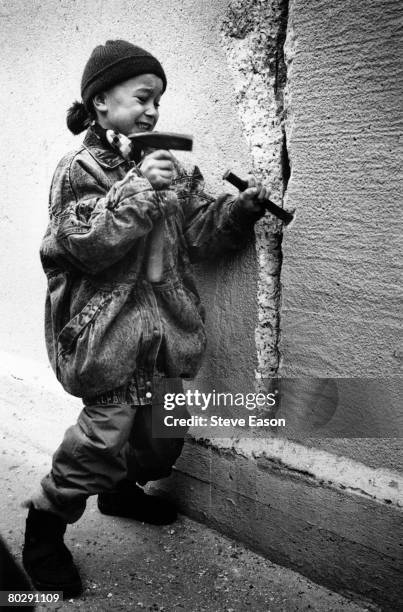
[92,73,164,136]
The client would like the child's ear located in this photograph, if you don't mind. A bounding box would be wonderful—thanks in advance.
[92,92,108,112]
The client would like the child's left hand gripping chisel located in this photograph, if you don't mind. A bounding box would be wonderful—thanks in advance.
[223,170,294,225]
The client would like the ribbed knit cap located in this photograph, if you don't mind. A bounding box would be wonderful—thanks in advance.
[81,39,167,110]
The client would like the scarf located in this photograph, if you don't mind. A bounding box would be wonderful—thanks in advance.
[92,122,143,163]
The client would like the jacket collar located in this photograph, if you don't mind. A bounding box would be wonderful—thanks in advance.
[82,125,127,169]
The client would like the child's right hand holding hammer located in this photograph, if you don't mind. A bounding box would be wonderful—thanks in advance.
[140,150,174,191]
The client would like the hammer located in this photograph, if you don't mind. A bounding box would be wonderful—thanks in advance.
[223,170,294,225]
[129,132,193,282]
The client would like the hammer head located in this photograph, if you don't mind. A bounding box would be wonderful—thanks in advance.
[128,131,193,151]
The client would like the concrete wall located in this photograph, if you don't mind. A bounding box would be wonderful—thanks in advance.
[281,0,402,379]
[277,0,403,467]
[218,0,402,468]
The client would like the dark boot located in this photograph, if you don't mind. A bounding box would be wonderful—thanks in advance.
[98,480,177,525]
[22,505,82,597]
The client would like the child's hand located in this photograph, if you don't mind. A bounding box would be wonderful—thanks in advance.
[140,150,174,190]
[238,177,270,213]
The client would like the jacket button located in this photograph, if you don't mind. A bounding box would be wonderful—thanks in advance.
[146,380,152,388]
[145,391,152,399]
[153,328,160,337]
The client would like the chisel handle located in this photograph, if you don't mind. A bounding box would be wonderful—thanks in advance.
[223,170,294,225]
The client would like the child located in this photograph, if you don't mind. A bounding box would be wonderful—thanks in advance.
[23,39,269,596]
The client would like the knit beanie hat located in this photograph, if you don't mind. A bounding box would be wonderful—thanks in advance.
[67,39,167,134]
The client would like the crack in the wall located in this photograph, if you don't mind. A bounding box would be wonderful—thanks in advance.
[281,130,291,191]
[221,0,290,378]
[274,0,288,96]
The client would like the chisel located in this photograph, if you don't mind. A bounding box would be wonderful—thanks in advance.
[223,170,294,225]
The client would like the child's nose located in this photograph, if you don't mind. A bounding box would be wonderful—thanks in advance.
[144,103,158,118]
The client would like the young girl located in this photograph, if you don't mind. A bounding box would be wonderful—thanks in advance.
[23,39,269,596]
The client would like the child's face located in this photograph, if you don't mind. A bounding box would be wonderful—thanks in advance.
[93,73,163,136]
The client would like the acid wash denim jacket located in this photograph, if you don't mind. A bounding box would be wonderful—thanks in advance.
[40,125,263,399]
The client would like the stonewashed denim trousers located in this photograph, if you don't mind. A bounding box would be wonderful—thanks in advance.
[32,375,188,523]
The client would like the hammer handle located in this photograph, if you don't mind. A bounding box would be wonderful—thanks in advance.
[135,132,193,282]
[146,217,165,282]
[223,170,294,225]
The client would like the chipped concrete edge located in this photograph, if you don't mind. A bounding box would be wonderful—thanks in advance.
[220,0,290,378]
[1,350,401,509]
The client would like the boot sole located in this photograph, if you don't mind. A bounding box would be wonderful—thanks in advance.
[23,561,83,598]
[98,502,177,525]
[28,577,82,599]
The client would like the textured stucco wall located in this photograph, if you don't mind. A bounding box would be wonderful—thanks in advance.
[0,0,258,383]
[281,0,402,378]
[277,0,403,468]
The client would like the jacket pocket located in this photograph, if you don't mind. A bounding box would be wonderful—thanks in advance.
[55,285,144,397]
[57,289,111,355]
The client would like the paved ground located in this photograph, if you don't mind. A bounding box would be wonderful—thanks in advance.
[0,376,379,611]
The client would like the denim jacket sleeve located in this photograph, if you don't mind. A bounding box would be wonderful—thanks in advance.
[182,165,264,263]
[49,153,178,274]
